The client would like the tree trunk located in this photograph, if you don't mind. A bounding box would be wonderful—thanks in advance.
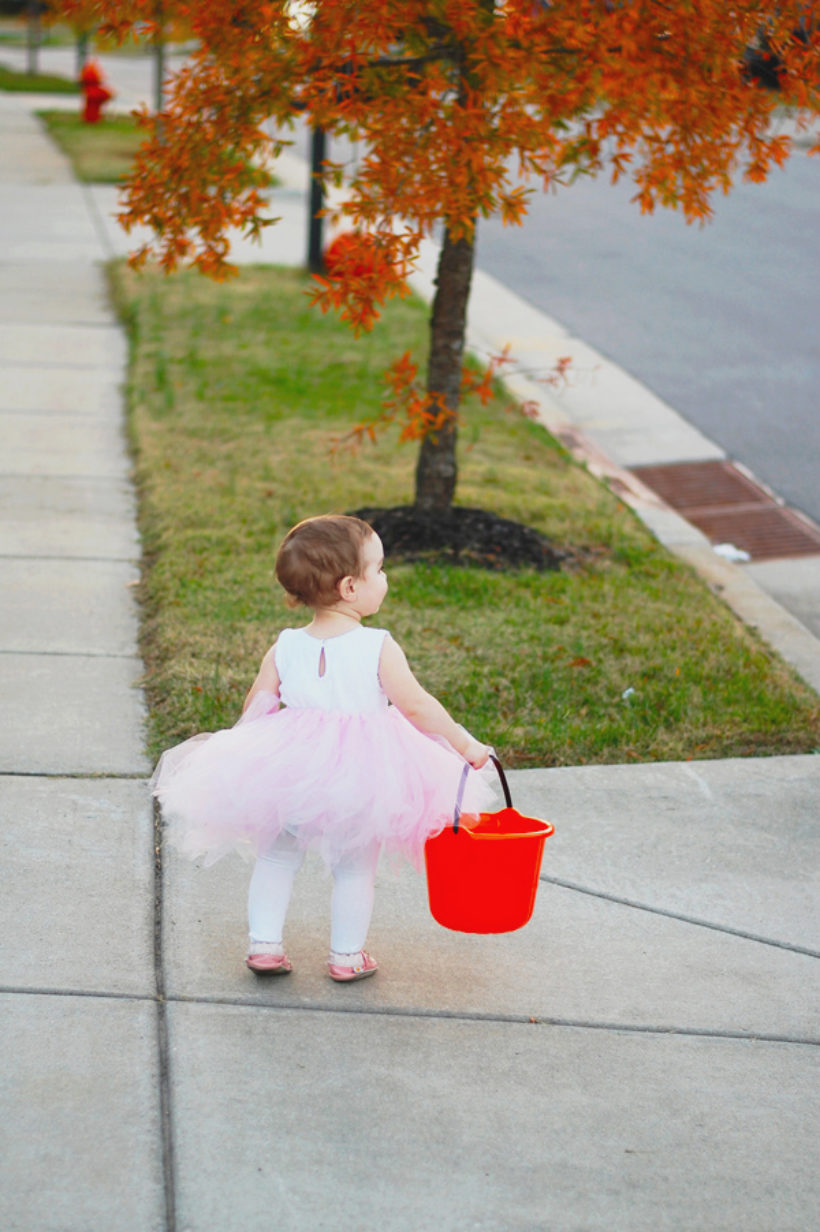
[414,223,476,512]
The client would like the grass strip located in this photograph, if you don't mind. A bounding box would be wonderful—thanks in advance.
[113,262,820,768]
[39,108,277,188]
[0,63,78,93]
[38,108,142,182]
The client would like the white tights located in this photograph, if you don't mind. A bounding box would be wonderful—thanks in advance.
[247,831,380,954]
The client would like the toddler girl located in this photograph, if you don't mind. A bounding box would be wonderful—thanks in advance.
[152,514,495,981]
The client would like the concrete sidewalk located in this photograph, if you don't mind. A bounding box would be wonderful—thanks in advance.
[1,86,819,1232]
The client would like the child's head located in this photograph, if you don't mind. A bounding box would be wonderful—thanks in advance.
[275,514,375,609]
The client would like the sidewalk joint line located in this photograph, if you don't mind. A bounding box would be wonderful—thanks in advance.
[0,553,139,564]
[1,985,817,1049]
[0,407,115,415]
[167,996,820,1047]
[0,473,131,482]
[0,770,148,780]
[0,649,142,661]
[153,801,177,1231]
[0,317,118,329]
[0,360,122,373]
[540,876,820,959]
[0,985,148,1003]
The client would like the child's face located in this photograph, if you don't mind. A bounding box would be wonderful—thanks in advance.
[353,532,388,616]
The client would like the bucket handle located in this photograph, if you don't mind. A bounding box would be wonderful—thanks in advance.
[453,755,512,835]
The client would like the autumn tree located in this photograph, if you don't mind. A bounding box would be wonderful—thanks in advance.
[57,0,819,511]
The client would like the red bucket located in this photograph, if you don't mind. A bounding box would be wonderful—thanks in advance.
[424,757,554,933]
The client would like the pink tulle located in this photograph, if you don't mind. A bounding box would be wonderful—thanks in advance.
[152,696,497,869]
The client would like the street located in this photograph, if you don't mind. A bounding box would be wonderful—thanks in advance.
[476,144,820,523]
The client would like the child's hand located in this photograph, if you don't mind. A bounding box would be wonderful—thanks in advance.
[463,738,492,769]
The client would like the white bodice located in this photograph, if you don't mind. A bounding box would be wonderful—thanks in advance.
[274,625,389,714]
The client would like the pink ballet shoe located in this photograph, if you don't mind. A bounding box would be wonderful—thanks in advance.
[328,951,378,982]
[246,946,292,975]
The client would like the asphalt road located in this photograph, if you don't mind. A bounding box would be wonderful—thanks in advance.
[475,149,820,524]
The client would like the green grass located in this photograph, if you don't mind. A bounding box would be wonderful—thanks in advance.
[0,63,78,93]
[112,262,820,768]
[37,108,142,182]
[39,108,277,188]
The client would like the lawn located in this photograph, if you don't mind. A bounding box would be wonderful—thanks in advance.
[39,108,277,187]
[112,263,820,768]
[0,63,77,93]
[38,108,143,183]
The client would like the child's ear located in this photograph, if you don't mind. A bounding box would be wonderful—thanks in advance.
[338,575,357,601]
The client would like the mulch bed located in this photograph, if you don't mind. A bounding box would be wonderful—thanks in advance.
[351,505,569,571]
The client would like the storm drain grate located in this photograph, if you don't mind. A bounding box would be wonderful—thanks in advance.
[631,460,820,561]
[683,506,820,561]
[631,460,772,510]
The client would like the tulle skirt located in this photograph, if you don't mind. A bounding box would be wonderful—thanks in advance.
[151,696,498,869]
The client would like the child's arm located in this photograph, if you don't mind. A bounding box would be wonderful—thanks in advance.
[378,635,491,769]
[243,644,281,712]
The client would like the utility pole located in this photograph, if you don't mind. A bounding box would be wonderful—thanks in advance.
[154,0,166,113]
[307,126,326,274]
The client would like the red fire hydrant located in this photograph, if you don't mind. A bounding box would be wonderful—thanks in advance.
[79,61,113,124]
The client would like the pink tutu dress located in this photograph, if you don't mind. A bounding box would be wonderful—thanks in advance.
[152,625,497,868]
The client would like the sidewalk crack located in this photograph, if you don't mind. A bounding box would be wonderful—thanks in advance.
[541,876,820,958]
[2,985,817,1049]
[153,797,177,1232]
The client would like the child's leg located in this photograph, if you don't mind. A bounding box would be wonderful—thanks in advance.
[248,831,306,946]
[329,840,381,955]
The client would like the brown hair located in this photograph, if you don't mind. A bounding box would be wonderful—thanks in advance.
[275,514,373,609]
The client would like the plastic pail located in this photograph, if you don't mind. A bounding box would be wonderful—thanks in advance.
[424,758,554,934]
